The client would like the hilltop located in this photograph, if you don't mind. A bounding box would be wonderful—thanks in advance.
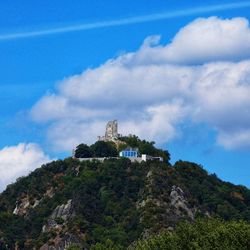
[0,136,250,249]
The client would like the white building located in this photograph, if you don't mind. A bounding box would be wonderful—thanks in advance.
[119,148,163,163]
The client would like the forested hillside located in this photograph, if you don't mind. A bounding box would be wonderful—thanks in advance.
[0,138,250,249]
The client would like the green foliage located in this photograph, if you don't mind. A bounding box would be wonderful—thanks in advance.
[90,239,124,250]
[74,143,93,158]
[173,161,250,220]
[55,217,64,224]
[66,244,82,250]
[1,138,250,249]
[0,212,27,248]
[74,141,118,159]
[92,226,127,245]
[91,141,118,157]
[130,218,250,250]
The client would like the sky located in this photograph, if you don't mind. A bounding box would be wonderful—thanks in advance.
[1,0,250,191]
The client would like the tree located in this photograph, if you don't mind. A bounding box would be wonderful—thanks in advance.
[74,144,93,158]
[90,239,124,250]
[91,141,118,157]
[66,244,81,250]
[130,219,250,250]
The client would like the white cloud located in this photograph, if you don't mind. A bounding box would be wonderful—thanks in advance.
[129,17,250,65]
[217,129,250,150]
[30,17,250,151]
[47,120,107,151]
[44,101,188,151]
[0,143,52,192]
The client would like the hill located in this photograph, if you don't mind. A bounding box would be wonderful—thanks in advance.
[0,138,250,249]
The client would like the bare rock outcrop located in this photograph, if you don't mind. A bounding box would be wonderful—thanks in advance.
[13,195,32,216]
[51,200,73,220]
[170,185,194,220]
[40,200,81,250]
[45,186,55,198]
[13,186,56,216]
[42,200,75,232]
[13,196,42,216]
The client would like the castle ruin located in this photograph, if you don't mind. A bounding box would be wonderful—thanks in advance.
[98,120,121,141]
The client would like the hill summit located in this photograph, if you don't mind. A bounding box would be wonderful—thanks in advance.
[0,135,250,249]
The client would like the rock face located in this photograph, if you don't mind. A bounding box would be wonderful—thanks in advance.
[13,196,30,216]
[43,200,75,232]
[13,187,55,216]
[51,199,74,220]
[138,169,196,238]
[170,185,194,220]
[13,196,41,216]
[45,187,55,198]
[40,200,81,250]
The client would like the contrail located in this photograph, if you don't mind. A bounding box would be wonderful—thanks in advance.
[1,1,250,41]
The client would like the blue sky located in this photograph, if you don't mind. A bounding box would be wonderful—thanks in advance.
[0,0,250,191]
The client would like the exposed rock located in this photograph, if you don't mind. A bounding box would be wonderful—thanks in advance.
[136,199,146,209]
[231,191,244,201]
[141,229,151,240]
[13,186,56,217]
[146,170,153,178]
[74,165,80,176]
[32,199,41,208]
[45,187,55,198]
[205,211,211,217]
[43,200,75,232]
[51,200,74,220]
[13,196,30,216]
[170,185,194,220]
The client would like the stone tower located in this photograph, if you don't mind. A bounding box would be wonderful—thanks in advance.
[105,120,118,139]
[98,120,121,141]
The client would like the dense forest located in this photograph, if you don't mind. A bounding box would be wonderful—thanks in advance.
[0,137,250,249]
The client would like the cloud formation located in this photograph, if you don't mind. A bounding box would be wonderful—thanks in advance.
[31,17,250,151]
[125,17,250,64]
[0,143,52,192]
